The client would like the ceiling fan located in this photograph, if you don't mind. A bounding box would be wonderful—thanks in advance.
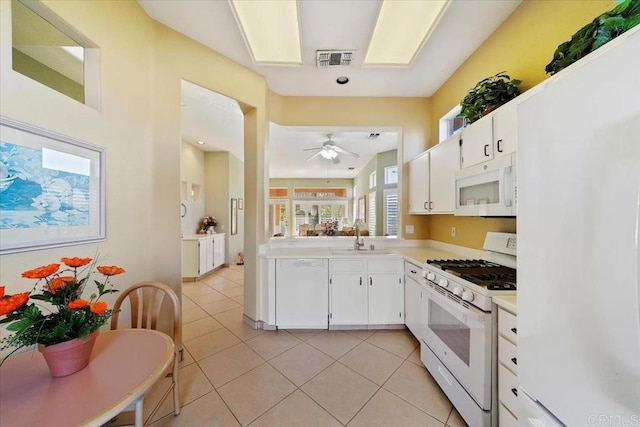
[304,134,360,164]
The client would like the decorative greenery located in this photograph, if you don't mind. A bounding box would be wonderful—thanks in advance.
[0,257,124,364]
[459,72,522,124]
[546,0,640,75]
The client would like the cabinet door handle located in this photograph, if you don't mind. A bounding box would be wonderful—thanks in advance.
[369,277,372,286]
[511,327,517,334]
[429,201,433,210]
[511,357,517,365]
[410,270,417,274]
[484,144,490,157]
[497,139,503,152]
[360,277,362,286]
[511,388,518,397]
[424,202,428,211]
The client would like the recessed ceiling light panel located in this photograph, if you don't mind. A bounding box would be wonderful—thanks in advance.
[364,0,449,66]
[230,0,302,65]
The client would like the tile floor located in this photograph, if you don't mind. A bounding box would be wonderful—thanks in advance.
[145,264,468,426]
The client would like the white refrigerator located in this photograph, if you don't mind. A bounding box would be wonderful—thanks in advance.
[517,27,640,426]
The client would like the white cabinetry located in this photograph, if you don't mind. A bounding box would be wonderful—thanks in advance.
[182,233,226,278]
[408,135,459,214]
[460,101,517,168]
[497,306,519,425]
[329,257,403,326]
[403,261,423,339]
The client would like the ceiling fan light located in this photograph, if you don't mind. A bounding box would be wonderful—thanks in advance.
[320,148,338,159]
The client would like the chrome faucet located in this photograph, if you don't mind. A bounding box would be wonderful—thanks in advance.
[353,222,365,251]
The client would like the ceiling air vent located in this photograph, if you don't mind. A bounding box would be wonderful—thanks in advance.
[316,50,355,68]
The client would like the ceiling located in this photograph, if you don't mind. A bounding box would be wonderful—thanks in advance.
[170,1,522,178]
[139,0,522,97]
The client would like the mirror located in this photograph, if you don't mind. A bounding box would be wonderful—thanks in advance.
[11,0,99,107]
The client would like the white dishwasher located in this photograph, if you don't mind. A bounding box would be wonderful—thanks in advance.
[275,258,329,329]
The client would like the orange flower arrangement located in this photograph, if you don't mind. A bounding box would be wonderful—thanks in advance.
[0,257,125,363]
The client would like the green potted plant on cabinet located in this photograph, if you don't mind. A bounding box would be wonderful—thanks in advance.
[545,0,639,75]
[458,71,522,125]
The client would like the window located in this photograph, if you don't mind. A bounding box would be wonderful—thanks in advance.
[368,191,376,236]
[293,201,347,234]
[369,171,377,189]
[384,189,398,236]
[11,0,100,108]
[384,166,398,184]
[269,200,289,236]
[352,185,358,227]
[439,104,465,142]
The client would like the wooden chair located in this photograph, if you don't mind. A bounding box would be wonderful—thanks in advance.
[110,281,181,425]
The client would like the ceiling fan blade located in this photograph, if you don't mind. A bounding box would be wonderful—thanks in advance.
[303,146,323,151]
[332,156,341,164]
[306,151,323,161]
[332,145,360,158]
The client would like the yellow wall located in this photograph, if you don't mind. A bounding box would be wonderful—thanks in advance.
[269,94,432,239]
[0,0,269,340]
[427,0,613,249]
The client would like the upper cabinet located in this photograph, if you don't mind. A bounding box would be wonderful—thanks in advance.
[409,135,459,215]
[460,101,517,169]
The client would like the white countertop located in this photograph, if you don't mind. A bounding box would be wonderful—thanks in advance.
[263,244,470,266]
[182,233,225,241]
[493,295,517,314]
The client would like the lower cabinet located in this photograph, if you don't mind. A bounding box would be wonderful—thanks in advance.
[497,307,519,424]
[182,233,226,278]
[329,258,404,326]
[404,260,423,339]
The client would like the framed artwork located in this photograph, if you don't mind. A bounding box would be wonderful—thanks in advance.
[230,198,238,235]
[0,117,106,254]
[238,198,244,210]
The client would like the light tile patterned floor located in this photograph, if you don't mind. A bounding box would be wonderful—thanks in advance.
[147,264,468,427]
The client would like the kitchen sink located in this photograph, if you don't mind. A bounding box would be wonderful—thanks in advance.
[330,249,395,256]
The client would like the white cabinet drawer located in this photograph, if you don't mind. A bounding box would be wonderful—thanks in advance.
[404,261,422,283]
[499,403,518,427]
[367,258,402,273]
[330,259,366,273]
[498,308,517,343]
[498,364,519,415]
[498,336,518,375]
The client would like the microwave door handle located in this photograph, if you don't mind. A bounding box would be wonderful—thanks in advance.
[500,166,512,206]
[424,284,486,323]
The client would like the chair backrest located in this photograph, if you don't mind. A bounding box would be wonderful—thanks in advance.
[111,281,181,349]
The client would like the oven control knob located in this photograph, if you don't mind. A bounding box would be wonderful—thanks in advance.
[437,278,448,288]
[462,290,475,302]
[453,286,463,297]
[426,272,436,281]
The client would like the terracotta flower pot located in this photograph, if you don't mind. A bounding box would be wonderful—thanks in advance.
[38,331,98,377]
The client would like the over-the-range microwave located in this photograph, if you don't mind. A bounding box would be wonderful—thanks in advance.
[454,153,516,216]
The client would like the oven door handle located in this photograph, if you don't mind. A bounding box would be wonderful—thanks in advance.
[423,283,487,323]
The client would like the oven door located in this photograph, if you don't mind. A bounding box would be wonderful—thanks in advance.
[421,283,493,409]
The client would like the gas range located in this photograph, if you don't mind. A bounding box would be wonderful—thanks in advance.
[422,234,517,312]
